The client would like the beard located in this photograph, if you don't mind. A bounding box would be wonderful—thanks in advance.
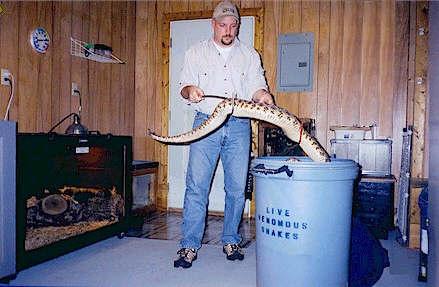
[221,35,234,46]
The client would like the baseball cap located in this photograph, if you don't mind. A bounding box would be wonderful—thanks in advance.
[212,0,240,21]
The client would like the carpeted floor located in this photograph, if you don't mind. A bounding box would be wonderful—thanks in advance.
[7,237,257,287]
[3,233,427,287]
[373,235,426,287]
[2,209,427,287]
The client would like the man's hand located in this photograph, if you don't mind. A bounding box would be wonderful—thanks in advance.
[252,89,274,105]
[181,85,204,103]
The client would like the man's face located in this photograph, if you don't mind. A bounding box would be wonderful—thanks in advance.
[212,16,239,46]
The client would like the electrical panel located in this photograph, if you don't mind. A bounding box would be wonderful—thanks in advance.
[277,33,314,92]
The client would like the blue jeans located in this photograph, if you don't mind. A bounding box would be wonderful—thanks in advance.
[180,111,250,249]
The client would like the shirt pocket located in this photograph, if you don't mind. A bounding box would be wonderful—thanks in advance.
[239,71,246,81]
[198,69,214,89]
[231,69,247,96]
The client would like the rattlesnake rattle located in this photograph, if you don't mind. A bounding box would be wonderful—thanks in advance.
[148,95,330,162]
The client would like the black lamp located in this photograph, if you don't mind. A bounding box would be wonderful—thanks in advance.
[65,113,88,135]
[48,90,88,135]
[48,112,88,135]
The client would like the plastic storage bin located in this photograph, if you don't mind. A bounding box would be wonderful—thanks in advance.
[330,126,371,140]
[131,160,159,215]
[251,156,359,287]
[330,139,392,176]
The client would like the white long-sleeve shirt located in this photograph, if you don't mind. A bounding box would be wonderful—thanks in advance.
[178,38,268,115]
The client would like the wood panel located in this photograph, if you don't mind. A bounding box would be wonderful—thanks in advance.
[411,1,429,179]
[54,2,72,133]
[407,1,429,250]
[299,1,319,120]
[88,2,99,131]
[341,0,362,125]
[133,0,427,211]
[36,2,53,132]
[0,2,19,121]
[80,2,91,132]
[378,0,395,138]
[96,2,112,133]
[326,1,344,147]
[203,0,216,11]
[360,1,379,127]
[316,2,330,147]
[276,0,301,115]
[71,1,84,126]
[406,1,417,127]
[134,1,149,160]
[189,1,204,11]
[110,1,123,135]
[0,1,428,213]
[18,2,40,132]
[0,1,135,136]
[157,1,171,210]
[263,1,281,105]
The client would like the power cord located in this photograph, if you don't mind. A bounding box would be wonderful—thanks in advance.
[72,89,82,116]
[3,74,14,120]
[49,89,83,133]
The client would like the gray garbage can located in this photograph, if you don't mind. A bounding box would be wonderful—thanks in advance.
[251,156,359,287]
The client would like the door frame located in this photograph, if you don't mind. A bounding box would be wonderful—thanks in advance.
[159,7,264,211]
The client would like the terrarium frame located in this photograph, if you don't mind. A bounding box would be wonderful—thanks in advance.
[16,133,132,271]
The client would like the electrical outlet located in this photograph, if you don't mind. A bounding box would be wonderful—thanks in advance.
[1,69,11,86]
[71,82,79,96]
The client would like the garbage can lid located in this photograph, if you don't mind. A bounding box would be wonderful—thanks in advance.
[251,156,359,181]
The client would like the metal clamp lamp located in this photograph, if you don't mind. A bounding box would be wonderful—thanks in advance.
[65,113,88,135]
[48,91,88,135]
[48,112,88,135]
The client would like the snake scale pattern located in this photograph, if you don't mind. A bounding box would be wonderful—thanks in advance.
[149,98,330,162]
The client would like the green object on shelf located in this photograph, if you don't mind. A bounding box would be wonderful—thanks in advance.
[84,43,94,57]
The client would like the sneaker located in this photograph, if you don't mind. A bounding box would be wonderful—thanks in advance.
[223,244,244,261]
[174,248,197,268]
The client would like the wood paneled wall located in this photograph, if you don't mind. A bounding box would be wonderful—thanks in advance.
[135,0,427,209]
[0,1,135,135]
[0,1,428,211]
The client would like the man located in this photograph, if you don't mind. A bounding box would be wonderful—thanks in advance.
[174,0,273,269]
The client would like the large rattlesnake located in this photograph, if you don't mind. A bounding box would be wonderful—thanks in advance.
[149,97,330,162]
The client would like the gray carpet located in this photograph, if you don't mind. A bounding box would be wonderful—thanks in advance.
[5,234,426,287]
[8,237,256,287]
[374,236,426,287]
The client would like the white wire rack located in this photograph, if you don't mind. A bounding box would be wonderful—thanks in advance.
[70,37,124,64]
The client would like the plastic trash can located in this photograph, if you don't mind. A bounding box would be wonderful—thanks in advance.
[251,156,359,287]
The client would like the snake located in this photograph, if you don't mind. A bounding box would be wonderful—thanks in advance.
[149,97,330,162]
